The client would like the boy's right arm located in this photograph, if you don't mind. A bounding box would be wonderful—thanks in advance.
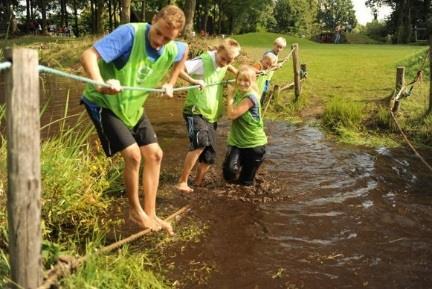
[80,47,121,94]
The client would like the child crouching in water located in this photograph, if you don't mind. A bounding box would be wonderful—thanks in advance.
[176,38,240,193]
[223,65,267,186]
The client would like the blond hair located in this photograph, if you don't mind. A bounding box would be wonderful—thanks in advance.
[237,65,258,94]
[218,38,241,59]
[262,52,277,65]
[154,5,186,30]
[274,37,287,48]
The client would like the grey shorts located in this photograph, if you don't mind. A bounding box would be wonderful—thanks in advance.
[184,114,217,164]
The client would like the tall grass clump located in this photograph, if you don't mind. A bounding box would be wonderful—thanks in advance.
[40,114,122,244]
[0,104,122,267]
[322,96,365,133]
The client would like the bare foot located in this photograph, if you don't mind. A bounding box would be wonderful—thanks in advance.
[175,182,194,193]
[154,215,174,236]
[129,209,161,231]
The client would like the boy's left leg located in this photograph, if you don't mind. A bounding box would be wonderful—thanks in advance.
[194,139,217,186]
[176,148,205,192]
[140,143,173,235]
[135,114,173,235]
[238,146,266,186]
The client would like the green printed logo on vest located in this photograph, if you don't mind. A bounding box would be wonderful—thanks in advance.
[136,60,154,84]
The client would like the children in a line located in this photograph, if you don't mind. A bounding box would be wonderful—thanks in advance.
[176,38,240,193]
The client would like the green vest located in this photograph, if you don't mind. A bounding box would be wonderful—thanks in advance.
[183,52,227,123]
[256,72,272,99]
[83,23,178,128]
[228,91,267,148]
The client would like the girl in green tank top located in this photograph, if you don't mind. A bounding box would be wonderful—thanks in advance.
[223,65,267,186]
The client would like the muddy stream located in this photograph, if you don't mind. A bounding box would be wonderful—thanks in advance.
[1,76,431,289]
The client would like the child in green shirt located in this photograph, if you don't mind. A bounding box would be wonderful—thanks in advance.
[223,65,267,186]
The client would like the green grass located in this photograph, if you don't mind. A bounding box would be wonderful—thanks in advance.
[234,32,430,147]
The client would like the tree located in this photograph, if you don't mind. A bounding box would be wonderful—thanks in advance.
[317,0,357,31]
[183,0,197,38]
[120,0,131,24]
[274,0,319,37]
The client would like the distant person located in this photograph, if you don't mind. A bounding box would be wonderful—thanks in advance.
[80,5,188,234]
[223,65,267,186]
[176,38,240,193]
[334,23,342,44]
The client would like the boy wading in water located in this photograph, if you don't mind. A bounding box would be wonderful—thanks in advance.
[80,5,188,234]
[176,39,240,193]
[223,65,268,186]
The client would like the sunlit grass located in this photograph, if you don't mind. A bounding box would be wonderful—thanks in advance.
[234,32,430,147]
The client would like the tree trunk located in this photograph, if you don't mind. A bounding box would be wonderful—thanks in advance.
[183,0,197,38]
[217,0,222,34]
[40,0,47,34]
[26,0,30,23]
[203,0,208,33]
[141,0,146,22]
[90,0,95,33]
[429,33,432,113]
[108,0,113,31]
[96,0,104,34]
[212,1,217,34]
[113,0,118,27]
[120,0,131,24]
[73,0,79,36]
[59,0,66,27]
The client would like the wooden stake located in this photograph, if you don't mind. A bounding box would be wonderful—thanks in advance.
[6,48,42,289]
[292,43,301,101]
[392,66,405,113]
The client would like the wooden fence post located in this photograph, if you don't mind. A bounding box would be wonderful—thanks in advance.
[392,66,405,113]
[429,33,432,113]
[6,48,42,288]
[292,43,301,101]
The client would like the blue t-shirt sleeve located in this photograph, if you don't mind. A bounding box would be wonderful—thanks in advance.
[174,41,187,62]
[94,24,134,63]
[247,94,260,119]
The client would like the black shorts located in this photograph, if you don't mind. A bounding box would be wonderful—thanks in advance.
[82,98,157,157]
[184,114,217,164]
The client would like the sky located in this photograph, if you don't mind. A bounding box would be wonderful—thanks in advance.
[352,0,393,25]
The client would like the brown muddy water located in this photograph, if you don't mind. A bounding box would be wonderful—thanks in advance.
[1,76,432,289]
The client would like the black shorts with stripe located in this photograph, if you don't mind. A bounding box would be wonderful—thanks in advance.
[184,114,217,164]
[81,97,157,157]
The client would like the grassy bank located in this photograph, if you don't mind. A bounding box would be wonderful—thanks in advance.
[0,104,206,287]
[233,32,431,147]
